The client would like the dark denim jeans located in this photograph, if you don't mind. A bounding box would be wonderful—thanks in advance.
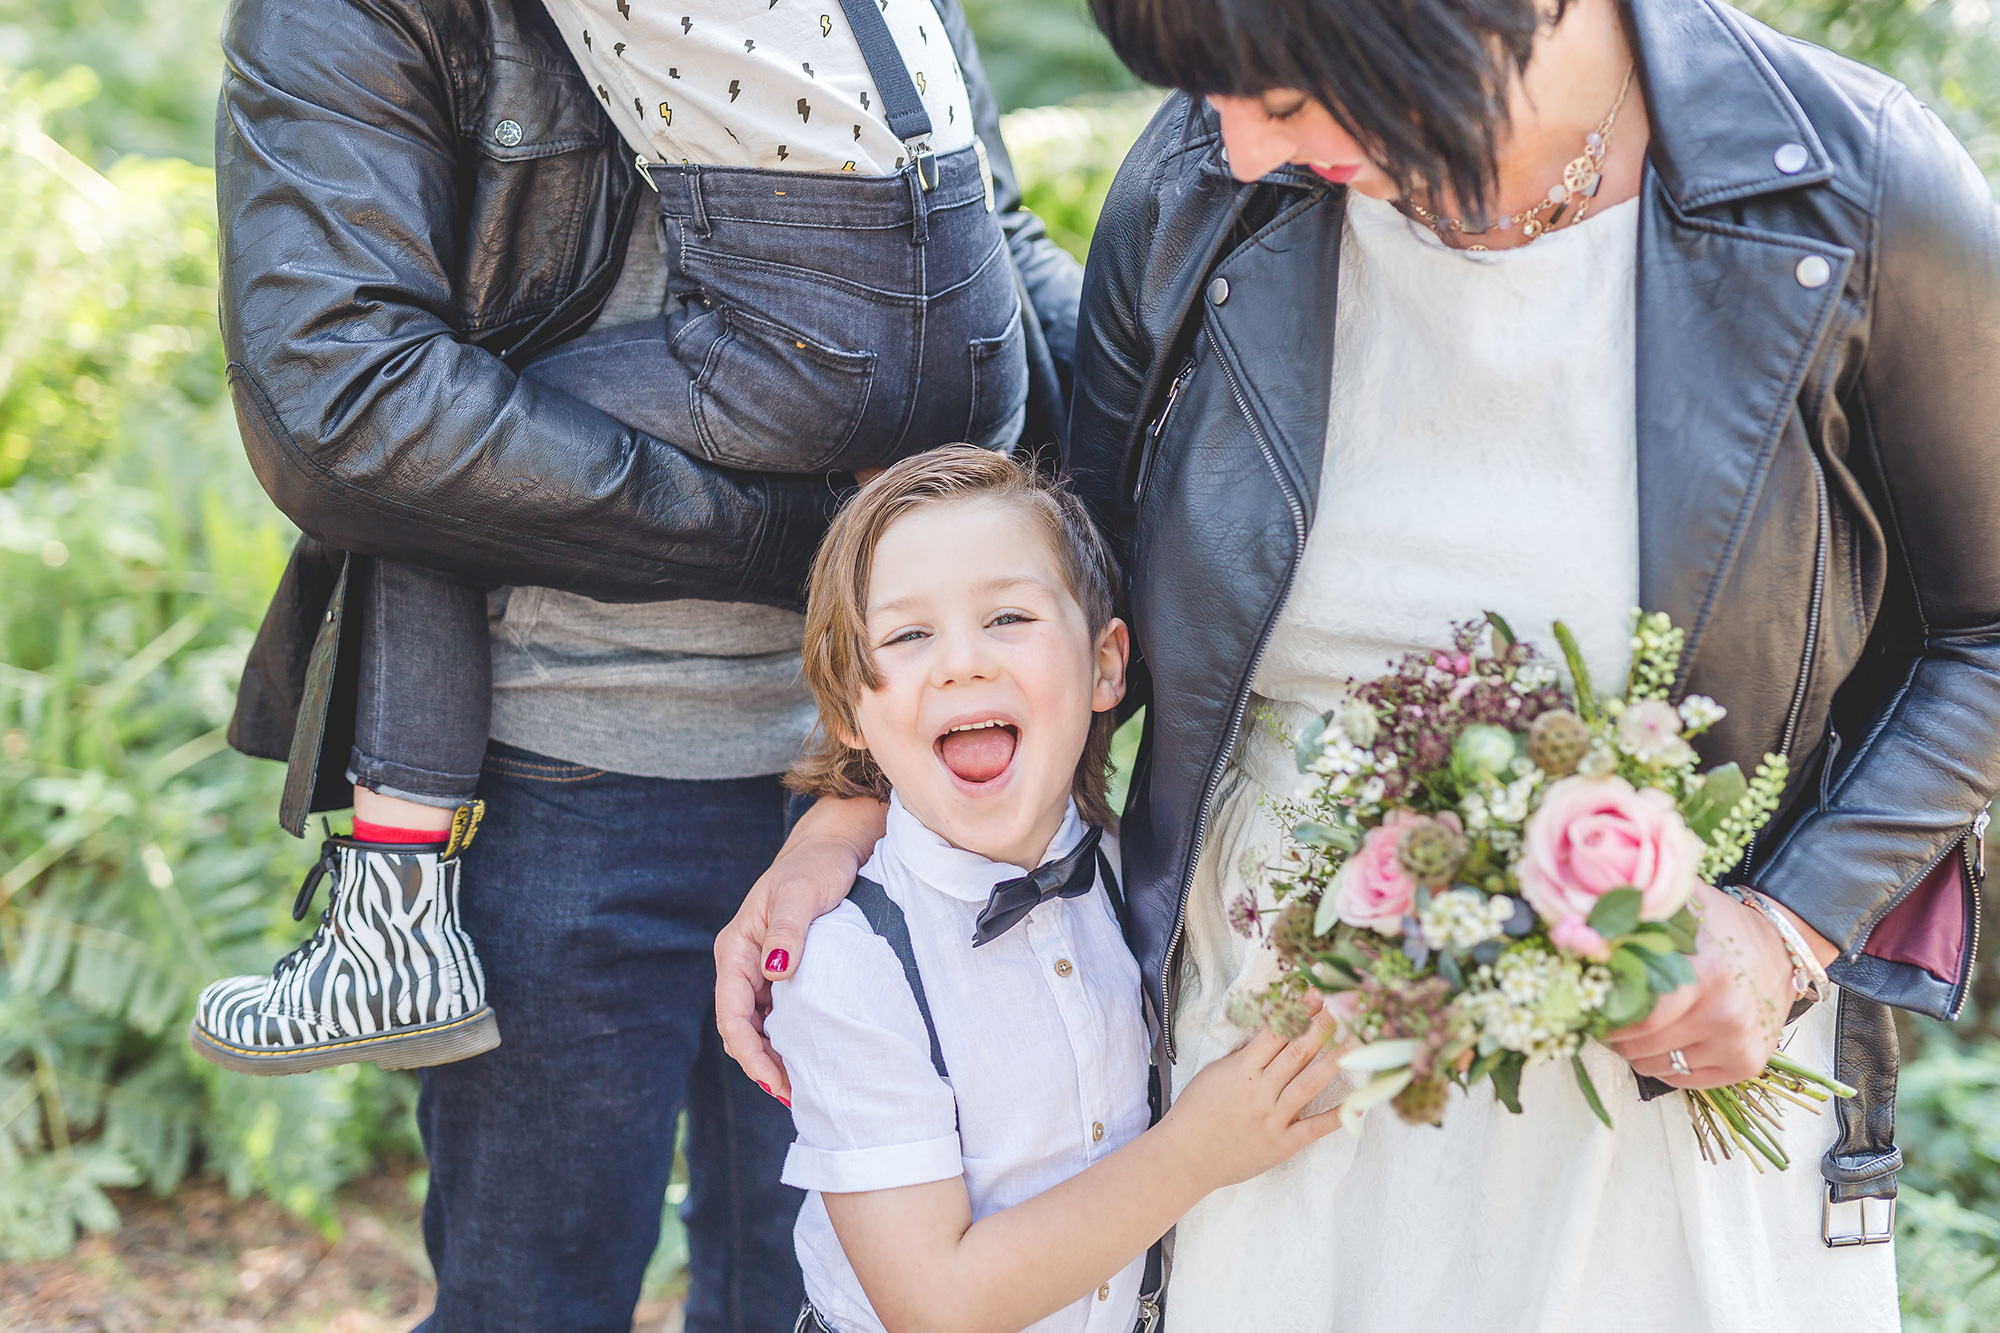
[346,557,491,809]
[414,741,805,1333]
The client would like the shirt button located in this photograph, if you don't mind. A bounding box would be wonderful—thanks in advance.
[1795,255,1832,289]
[1092,1121,1105,1142]
[1054,958,1074,978]
[493,119,525,148]
[1099,1284,1111,1301]
[1774,141,1810,174]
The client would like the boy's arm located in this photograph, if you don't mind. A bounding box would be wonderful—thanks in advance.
[824,1014,1343,1333]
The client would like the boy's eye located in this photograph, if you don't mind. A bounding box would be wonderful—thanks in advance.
[989,612,1032,628]
[884,628,928,646]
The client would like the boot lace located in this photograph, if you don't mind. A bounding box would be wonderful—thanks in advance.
[272,836,341,982]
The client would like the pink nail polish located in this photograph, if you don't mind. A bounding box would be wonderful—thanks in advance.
[765,947,790,974]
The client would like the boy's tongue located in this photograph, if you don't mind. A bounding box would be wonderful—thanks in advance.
[939,725,1017,784]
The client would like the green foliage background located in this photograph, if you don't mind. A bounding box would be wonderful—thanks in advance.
[3,0,2000,1323]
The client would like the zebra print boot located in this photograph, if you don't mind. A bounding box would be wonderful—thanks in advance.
[189,822,499,1075]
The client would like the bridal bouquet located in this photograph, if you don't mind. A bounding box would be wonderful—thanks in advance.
[1230,611,1852,1170]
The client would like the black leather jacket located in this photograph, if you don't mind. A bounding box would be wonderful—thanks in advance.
[1067,0,2000,1052]
[220,0,1081,802]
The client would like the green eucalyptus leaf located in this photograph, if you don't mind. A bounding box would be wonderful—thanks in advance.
[1572,1053,1615,1129]
[1491,1055,1525,1114]
[1587,887,1644,938]
[1601,947,1656,1029]
[1640,948,1699,992]
[1682,763,1747,841]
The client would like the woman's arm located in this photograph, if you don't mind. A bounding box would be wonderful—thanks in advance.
[715,796,888,1100]
[1742,90,2000,1006]
[826,1013,1343,1333]
[218,0,843,606]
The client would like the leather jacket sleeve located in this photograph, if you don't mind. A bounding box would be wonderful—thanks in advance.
[217,0,845,609]
[1753,90,2000,962]
[1065,102,1191,562]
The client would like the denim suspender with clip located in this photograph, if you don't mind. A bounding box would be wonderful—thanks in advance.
[839,866,1165,1332]
[832,0,938,190]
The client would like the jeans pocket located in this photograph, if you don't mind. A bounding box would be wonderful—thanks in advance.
[687,306,877,472]
[966,297,1027,444]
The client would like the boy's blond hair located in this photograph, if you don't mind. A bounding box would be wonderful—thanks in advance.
[789,445,1122,829]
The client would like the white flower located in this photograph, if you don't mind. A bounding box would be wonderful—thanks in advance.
[1419,889,1511,952]
[1337,698,1381,748]
[1678,695,1726,731]
[1512,663,1559,693]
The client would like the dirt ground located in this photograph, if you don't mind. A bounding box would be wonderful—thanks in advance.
[0,1172,684,1333]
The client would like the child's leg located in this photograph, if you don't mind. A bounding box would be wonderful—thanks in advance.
[348,556,492,836]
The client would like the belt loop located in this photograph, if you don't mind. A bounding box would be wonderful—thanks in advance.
[906,163,929,247]
[687,163,712,240]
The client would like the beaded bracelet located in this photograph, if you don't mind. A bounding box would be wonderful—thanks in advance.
[1723,885,1830,1003]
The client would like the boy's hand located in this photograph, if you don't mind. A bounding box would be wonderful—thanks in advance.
[716,797,889,1102]
[1162,998,1346,1191]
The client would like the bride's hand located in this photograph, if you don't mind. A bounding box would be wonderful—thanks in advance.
[1602,881,1831,1088]
[715,796,888,1103]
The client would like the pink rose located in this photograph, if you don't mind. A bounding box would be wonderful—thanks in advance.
[1518,776,1703,927]
[1548,915,1612,961]
[1332,810,1453,936]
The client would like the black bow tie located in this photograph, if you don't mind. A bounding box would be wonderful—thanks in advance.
[971,826,1107,947]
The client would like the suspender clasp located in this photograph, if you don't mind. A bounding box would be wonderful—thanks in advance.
[910,141,939,192]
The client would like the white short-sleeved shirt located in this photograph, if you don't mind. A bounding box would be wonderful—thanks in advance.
[540,0,976,174]
[766,794,1153,1333]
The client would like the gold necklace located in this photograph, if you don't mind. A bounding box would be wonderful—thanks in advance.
[1402,64,1635,251]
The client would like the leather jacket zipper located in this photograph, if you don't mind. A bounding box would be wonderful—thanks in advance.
[1778,450,1830,760]
[1852,809,1988,1019]
[1741,450,1830,884]
[1158,341,1307,1059]
[1134,359,1196,504]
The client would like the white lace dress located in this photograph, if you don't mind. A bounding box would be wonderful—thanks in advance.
[1162,194,1900,1332]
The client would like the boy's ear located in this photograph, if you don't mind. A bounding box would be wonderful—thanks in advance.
[1092,617,1130,714]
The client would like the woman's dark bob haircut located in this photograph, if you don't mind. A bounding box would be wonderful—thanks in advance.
[1092,0,1565,221]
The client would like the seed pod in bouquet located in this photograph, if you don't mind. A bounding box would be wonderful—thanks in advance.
[1397,819,1469,886]
[1270,900,1323,966]
[1527,708,1591,777]
[1267,992,1314,1040]
[1392,1073,1451,1126]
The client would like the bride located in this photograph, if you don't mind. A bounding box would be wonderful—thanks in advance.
[719,0,2000,1326]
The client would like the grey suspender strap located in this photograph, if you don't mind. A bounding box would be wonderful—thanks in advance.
[832,0,939,189]
[849,876,948,1080]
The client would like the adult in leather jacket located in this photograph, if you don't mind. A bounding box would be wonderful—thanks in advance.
[218,0,1081,800]
[1067,0,2000,1215]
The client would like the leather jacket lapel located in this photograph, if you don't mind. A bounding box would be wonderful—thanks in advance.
[1629,0,1852,686]
[1633,177,1850,685]
[1201,186,1345,517]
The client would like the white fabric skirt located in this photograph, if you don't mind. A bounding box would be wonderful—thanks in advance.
[1163,758,1901,1333]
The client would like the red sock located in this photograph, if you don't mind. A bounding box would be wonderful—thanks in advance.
[353,817,451,845]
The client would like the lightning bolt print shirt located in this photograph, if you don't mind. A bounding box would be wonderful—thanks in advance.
[542,0,977,174]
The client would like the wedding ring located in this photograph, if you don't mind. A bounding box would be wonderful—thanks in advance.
[1669,1049,1692,1077]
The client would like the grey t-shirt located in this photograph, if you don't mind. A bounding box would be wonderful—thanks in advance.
[487,220,816,779]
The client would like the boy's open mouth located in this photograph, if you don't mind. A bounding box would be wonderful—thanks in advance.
[936,719,1020,785]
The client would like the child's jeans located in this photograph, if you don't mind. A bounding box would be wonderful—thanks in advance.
[345,141,1023,812]
[346,556,491,809]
